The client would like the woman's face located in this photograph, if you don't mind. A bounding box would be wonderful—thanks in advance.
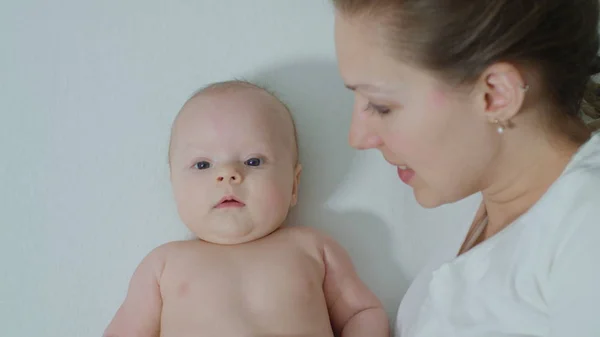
[334,14,499,208]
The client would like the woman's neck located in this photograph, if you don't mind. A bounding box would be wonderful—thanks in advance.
[480,131,582,239]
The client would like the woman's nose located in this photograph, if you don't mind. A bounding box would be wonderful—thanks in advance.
[216,167,243,184]
[348,112,383,150]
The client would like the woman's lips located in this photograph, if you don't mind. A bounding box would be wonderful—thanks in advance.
[397,166,415,184]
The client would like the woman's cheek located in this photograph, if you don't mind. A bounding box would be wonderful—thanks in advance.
[384,123,418,161]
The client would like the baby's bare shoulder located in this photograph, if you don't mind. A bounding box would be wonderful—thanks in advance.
[277,225,332,252]
[147,240,213,282]
[279,225,325,240]
[158,239,210,257]
[143,240,207,266]
[278,226,351,258]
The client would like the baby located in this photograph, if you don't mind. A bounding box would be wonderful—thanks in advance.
[103,80,389,337]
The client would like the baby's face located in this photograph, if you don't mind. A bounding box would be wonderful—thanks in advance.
[169,89,300,244]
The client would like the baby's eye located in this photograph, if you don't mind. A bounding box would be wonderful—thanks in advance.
[244,158,262,167]
[194,161,211,170]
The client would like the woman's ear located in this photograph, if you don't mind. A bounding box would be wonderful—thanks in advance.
[478,62,528,125]
[290,163,302,207]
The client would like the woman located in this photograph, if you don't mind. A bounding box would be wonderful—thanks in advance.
[331,0,600,336]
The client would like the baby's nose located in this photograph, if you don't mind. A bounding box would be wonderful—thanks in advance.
[216,170,243,184]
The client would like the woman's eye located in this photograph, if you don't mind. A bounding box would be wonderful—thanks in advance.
[194,161,210,170]
[366,102,391,115]
[244,158,262,167]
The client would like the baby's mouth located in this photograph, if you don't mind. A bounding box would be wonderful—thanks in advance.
[215,196,245,208]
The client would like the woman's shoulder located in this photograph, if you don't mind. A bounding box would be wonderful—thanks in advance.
[555,140,598,203]
[545,133,600,208]
[520,138,600,319]
[530,134,600,337]
[546,169,600,251]
[564,132,600,177]
[534,134,600,259]
[528,135,600,260]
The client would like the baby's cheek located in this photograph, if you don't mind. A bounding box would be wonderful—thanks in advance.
[272,183,291,206]
[258,181,292,214]
[175,182,207,212]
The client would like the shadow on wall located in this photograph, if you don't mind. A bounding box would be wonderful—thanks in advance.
[248,59,408,322]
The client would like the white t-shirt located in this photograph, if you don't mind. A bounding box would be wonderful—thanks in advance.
[395,132,600,337]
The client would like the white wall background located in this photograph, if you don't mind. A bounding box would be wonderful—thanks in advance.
[0,1,481,336]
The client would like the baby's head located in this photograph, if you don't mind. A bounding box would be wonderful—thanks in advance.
[168,80,301,245]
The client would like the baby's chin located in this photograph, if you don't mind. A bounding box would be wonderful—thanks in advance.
[188,221,283,245]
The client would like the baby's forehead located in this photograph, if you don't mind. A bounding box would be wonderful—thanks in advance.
[181,89,287,130]
[193,81,284,110]
[175,91,293,145]
[170,81,298,163]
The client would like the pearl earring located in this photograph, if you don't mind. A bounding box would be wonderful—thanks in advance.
[488,85,526,135]
[493,119,505,134]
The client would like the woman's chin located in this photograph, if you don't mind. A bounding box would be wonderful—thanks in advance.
[413,188,445,209]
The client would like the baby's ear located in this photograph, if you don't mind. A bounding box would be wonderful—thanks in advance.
[290,164,302,207]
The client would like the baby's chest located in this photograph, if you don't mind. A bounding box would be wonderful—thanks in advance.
[162,248,325,308]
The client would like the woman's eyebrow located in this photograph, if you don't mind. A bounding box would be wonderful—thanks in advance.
[345,83,397,94]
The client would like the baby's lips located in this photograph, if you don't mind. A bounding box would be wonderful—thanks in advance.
[214,195,245,208]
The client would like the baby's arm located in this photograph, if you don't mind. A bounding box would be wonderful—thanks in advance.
[103,246,166,337]
[322,235,390,337]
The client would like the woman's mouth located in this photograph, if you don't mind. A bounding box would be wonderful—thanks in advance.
[397,165,415,184]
